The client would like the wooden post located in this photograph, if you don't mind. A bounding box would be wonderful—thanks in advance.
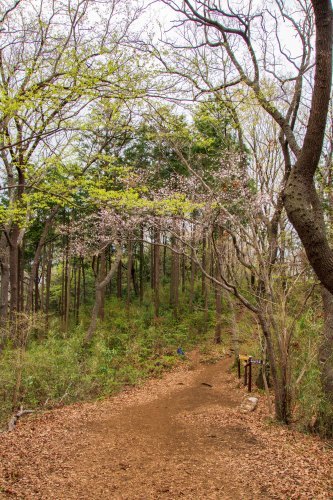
[237,356,241,379]
[248,357,252,393]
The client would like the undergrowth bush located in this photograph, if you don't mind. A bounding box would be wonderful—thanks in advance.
[0,289,327,435]
[292,308,323,429]
[0,294,218,428]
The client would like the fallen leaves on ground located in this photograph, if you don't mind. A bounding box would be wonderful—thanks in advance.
[0,354,332,499]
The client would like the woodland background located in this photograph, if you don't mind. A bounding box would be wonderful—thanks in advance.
[0,0,333,436]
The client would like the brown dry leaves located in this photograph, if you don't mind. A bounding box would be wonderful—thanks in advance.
[0,355,332,499]
[175,369,333,499]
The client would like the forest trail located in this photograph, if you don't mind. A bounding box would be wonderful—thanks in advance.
[1,352,333,499]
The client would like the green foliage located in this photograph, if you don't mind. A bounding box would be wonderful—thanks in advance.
[290,308,333,434]
[0,288,220,428]
[193,99,240,156]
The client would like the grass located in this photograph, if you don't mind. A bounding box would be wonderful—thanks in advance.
[0,293,223,429]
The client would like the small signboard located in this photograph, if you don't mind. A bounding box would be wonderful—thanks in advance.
[238,354,250,362]
[250,359,263,365]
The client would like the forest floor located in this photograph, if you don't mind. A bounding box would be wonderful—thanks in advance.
[0,351,333,499]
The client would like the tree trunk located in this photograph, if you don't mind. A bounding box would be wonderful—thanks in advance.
[64,239,70,332]
[81,257,86,304]
[189,248,195,313]
[9,224,19,319]
[99,251,106,320]
[40,247,46,313]
[150,231,154,289]
[201,230,209,329]
[45,243,53,329]
[258,313,291,423]
[25,212,57,313]
[76,258,81,325]
[107,247,112,296]
[170,230,179,314]
[181,222,186,294]
[132,260,139,296]
[214,228,223,343]
[283,1,333,293]
[18,244,24,313]
[226,294,239,358]
[0,236,10,341]
[189,225,196,313]
[34,261,39,313]
[201,230,206,298]
[163,236,167,277]
[215,275,222,345]
[59,249,66,318]
[117,260,122,298]
[85,248,122,344]
[127,238,132,308]
[139,228,144,304]
[274,376,292,425]
[73,260,77,320]
[154,229,160,318]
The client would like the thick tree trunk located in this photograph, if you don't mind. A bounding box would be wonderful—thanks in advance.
[274,377,292,425]
[258,313,291,424]
[283,1,333,293]
[282,1,333,428]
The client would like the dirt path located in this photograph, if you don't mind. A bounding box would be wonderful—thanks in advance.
[1,353,333,499]
[66,356,243,499]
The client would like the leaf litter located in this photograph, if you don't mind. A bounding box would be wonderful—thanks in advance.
[0,352,332,499]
